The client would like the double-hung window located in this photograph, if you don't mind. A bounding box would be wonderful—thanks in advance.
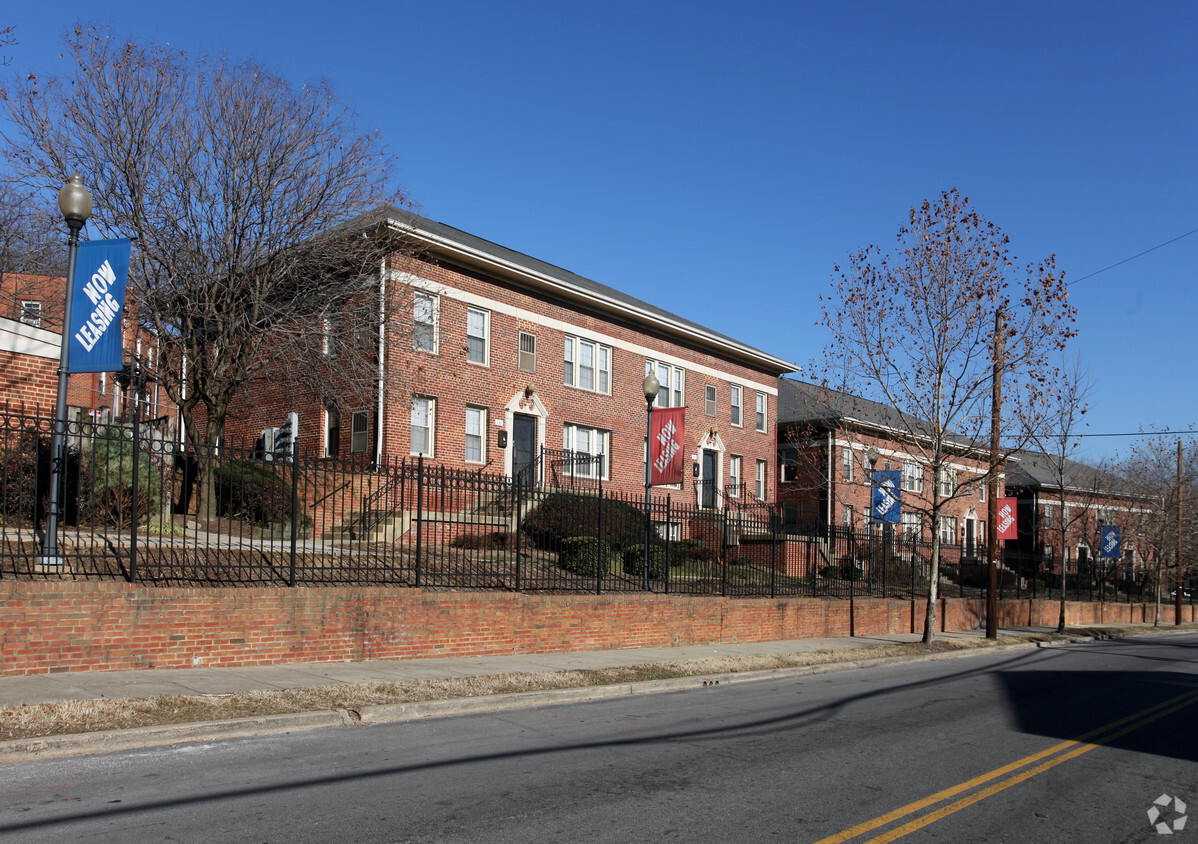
[413,292,438,353]
[465,406,486,463]
[842,447,853,482]
[564,336,611,394]
[730,385,743,426]
[518,331,537,372]
[938,516,957,546]
[350,410,369,454]
[645,359,684,407]
[466,307,489,365]
[755,392,767,432]
[755,459,767,499]
[411,396,435,457]
[563,423,609,479]
[901,512,920,540]
[729,455,742,498]
[937,467,956,498]
[902,461,923,493]
[704,385,717,416]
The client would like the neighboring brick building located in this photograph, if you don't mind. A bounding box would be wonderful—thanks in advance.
[1004,450,1151,576]
[225,207,794,504]
[0,272,175,430]
[776,378,992,551]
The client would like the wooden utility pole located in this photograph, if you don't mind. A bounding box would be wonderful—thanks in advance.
[987,309,1003,639]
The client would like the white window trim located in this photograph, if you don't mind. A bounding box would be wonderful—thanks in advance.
[563,422,610,480]
[704,384,717,417]
[518,331,536,372]
[755,392,767,433]
[411,395,436,457]
[729,455,742,499]
[350,409,369,455]
[466,306,490,366]
[465,405,487,464]
[645,359,685,408]
[755,459,767,500]
[413,291,439,354]
[902,461,923,493]
[730,384,743,427]
[564,335,612,395]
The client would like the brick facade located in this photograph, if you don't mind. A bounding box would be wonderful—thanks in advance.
[224,209,793,503]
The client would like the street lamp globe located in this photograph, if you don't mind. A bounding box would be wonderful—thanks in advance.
[58,173,93,227]
[642,373,660,405]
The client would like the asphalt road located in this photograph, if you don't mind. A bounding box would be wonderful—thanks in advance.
[3,634,1197,843]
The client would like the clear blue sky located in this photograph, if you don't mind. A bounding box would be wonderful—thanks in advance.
[6,1,1197,462]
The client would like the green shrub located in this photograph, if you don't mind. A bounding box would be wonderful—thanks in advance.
[560,536,615,578]
[523,492,650,552]
[623,545,670,579]
[214,460,292,525]
[87,426,164,526]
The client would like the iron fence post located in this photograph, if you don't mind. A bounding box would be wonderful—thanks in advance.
[129,407,140,584]
[514,471,523,592]
[415,456,424,588]
[289,449,299,587]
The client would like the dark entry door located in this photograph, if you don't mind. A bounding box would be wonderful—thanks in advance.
[512,414,537,486]
[701,449,717,509]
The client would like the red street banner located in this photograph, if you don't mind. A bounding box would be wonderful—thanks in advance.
[997,497,1018,540]
[650,407,685,486]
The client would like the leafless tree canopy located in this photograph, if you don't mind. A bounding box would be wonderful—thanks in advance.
[0,178,64,279]
[820,188,1077,640]
[1121,433,1197,610]
[2,26,406,449]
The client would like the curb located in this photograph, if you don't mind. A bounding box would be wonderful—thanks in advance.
[0,639,1042,764]
[5,629,1190,763]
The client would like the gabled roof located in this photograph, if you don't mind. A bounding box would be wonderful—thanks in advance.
[347,205,796,376]
[1004,449,1138,498]
[777,377,975,450]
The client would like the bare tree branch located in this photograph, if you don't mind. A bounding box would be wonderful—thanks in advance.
[820,188,1078,641]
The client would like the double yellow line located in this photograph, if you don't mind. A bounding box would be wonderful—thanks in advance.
[815,686,1198,843]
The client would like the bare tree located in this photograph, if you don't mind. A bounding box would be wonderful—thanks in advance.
[2,27,407,513]
[1023,356,1094,631]
[1122,433,1198,624]
[820,188,1077,641]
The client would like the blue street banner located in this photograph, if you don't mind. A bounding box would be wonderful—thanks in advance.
[1100,525,1121,559]
[68,238,131,373]
[872,469,901,524]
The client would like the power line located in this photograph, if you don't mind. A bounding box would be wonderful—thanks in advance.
[1046,430,1198,439]
[1071,228,1198,284]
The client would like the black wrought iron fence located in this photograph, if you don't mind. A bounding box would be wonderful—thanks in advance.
[1,409,1184,603]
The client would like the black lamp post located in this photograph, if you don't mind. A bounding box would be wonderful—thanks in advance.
[41,174,93,569]
[642,373,660,593]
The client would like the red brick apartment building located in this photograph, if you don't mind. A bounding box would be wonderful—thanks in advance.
[0,272,175,428]
[1004,450,1151,576]
[776,378,993,550]
[224,208,794,503]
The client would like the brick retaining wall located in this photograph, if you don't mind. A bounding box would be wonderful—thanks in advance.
[0,581,1192,676]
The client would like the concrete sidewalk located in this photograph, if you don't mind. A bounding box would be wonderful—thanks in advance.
[1,629,1001,709]
[5,625,1187,762]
